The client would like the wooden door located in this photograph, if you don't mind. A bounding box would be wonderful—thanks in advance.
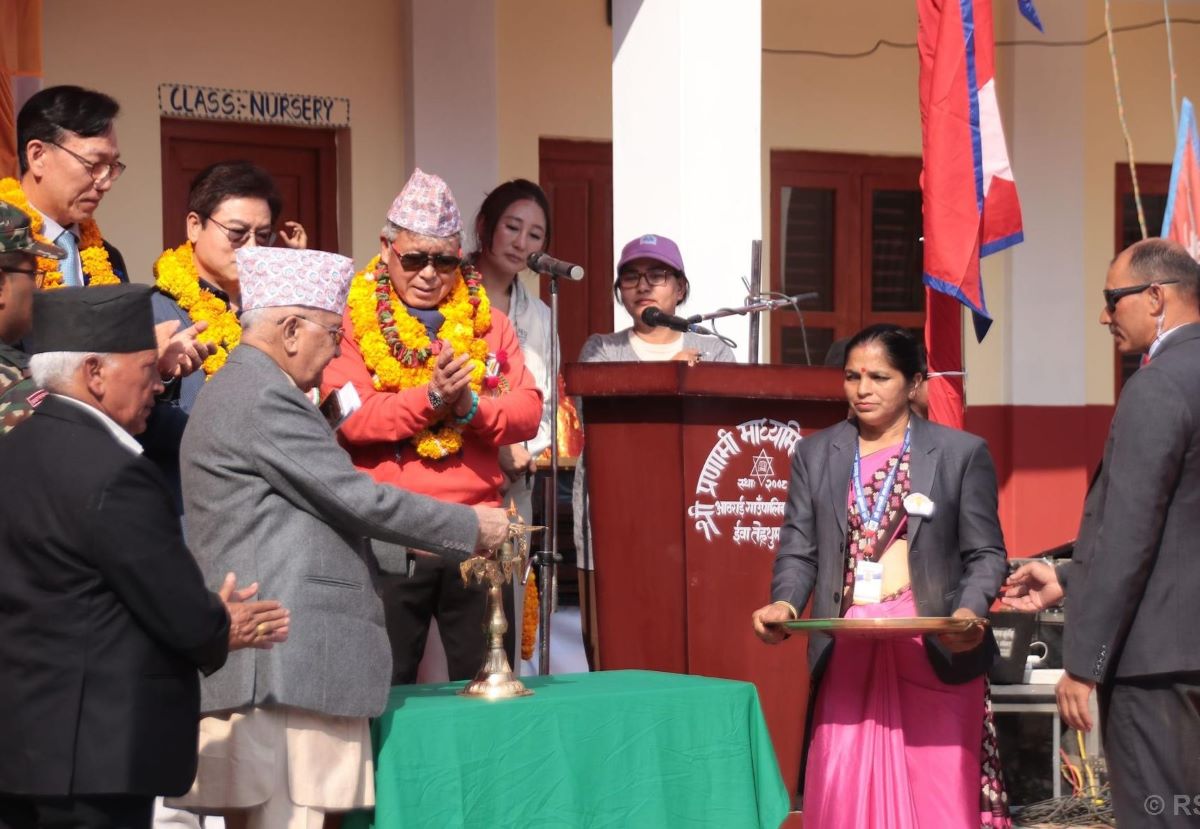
[538,138,613,365]
[160,118,339,252]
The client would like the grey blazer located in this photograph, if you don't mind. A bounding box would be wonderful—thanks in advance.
[771,415,1008,685]
[181,345,479,718]
[1063,323,1200,683]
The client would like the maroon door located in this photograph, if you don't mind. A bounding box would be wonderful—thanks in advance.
[538,138,613,365]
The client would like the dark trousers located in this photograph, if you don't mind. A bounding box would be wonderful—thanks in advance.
[383,552,515,685]
[1101,672,1200,827]
[0,794,153,829]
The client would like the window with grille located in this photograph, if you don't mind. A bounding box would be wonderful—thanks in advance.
[771,151,925,366]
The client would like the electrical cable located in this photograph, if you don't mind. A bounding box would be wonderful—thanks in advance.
[763,16,1200,58]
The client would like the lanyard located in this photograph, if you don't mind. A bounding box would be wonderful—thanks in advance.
[852,422,911,533]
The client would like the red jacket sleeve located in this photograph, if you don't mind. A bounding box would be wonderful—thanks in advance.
[464,311,543,447]
[321,309,437,443]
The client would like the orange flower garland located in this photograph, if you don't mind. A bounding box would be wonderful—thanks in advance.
[0,177,120,289]
[153,242,241,376]
[522,570,539,661]
[346,255,494,460]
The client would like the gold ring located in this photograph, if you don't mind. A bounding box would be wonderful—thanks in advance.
[256,623,268,636]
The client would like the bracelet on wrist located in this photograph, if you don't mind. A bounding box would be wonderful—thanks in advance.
[454,390,480,425]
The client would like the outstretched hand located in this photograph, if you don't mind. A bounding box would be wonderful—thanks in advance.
[1002,561,1064,612]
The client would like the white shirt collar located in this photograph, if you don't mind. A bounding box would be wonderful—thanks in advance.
[51,393,144,455]
[32,205,79,242]
[1148,322,1186,358]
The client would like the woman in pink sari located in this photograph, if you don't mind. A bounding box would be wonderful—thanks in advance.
[752,324,1009,828]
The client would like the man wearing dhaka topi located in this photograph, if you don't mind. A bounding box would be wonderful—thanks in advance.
[172,246,512,828]
[322,169,541,683]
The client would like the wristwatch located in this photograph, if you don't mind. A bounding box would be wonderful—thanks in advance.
[427,387,446,410]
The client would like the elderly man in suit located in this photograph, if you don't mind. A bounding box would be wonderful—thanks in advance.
[171,247,510,828]
[0,285,287,829]
[1005,238,1200,826]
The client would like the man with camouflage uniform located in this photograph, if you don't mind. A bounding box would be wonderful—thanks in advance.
[0,201,63,435]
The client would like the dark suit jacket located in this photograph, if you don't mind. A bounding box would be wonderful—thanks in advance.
[1063,323,1200,683]
[771,415,1008,685]
[0,396,229,797]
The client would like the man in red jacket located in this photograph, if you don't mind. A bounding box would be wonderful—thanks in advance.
[323,168,541,682]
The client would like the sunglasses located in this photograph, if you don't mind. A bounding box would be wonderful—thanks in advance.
[390,244,461,274]
[206,215,277,248]
[1102,279,1178,314]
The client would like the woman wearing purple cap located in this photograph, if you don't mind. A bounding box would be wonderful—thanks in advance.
[571,233,735,668]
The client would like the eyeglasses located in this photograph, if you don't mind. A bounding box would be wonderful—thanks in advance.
[47,141,127,184]
[1102,279,1179,314]
[617,267,675,288]
[390,244,461,274]
[206,216,277,248]
[281,314,344,345]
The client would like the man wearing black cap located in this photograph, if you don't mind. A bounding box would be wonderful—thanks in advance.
[0,285,290,829]
[0,201,63,435]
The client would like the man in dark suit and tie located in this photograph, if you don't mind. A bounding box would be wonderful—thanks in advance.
[1005,238,1200,826]
[0,285,288,829]
[7,85,129,285]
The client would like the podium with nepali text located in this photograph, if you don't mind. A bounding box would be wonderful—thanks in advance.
[565,361,850,795]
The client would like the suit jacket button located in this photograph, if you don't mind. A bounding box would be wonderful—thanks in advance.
[832,591,840,603]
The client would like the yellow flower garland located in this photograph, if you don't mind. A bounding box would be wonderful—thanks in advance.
[153,242,241,376]
[347,255,493,460]
[0,177,120,289]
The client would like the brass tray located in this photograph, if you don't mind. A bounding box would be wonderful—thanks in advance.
[765,616,988,638]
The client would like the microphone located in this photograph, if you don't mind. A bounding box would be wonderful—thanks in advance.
[527,252,584,281]
[641,306,700,333]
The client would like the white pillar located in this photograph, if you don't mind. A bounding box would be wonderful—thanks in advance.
[611,0,762,361]
[1007,6,1087,406]
[406,0,499,248]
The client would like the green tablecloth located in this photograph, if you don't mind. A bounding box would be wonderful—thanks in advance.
[344,670,789,829]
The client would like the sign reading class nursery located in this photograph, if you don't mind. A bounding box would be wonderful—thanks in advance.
[158,83,350,129]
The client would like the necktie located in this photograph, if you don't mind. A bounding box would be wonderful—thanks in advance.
[56,230,81,287]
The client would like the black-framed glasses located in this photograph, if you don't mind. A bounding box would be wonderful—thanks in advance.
[617,267,675,288]
[1103,279,1179,313]
[390,244,461,274]
[206,216,277,248]
[281,314,344,344]
[47,140,127,184]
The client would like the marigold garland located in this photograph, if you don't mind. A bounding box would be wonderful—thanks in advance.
[522,570,538,661]
[0,177,120,289]
[347,255,497,460]
[153,242,241,376]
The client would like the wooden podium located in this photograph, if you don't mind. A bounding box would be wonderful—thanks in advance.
[565,361,850,795]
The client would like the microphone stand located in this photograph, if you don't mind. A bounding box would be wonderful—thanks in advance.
[525,270,562,675]
[668,292,819,340]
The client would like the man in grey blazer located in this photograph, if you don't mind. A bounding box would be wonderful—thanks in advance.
[171,247,510,827]
[1005,239,1200,826]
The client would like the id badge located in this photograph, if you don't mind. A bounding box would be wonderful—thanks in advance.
[853,560,884,605]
